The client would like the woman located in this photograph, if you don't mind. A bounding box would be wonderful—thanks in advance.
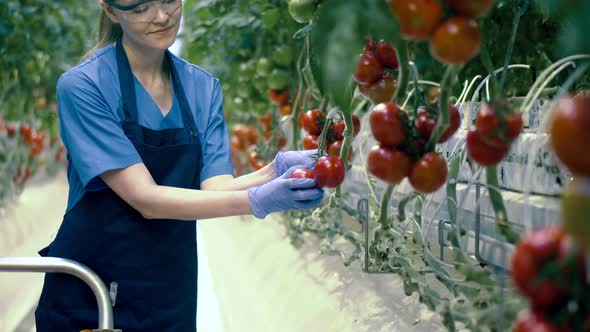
[34,0,324,331]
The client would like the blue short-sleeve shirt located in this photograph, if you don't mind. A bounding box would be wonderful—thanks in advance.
[58,44,234,212]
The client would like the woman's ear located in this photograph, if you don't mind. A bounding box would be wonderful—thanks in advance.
[100,1,120,24]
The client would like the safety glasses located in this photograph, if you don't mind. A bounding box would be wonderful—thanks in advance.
[105,0,182,23]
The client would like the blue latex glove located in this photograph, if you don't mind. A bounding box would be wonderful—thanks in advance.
[248,166,324,219]
[274,149,317,176]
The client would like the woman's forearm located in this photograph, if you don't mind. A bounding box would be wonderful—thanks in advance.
[140,185,251,220]
[203,160,277,191]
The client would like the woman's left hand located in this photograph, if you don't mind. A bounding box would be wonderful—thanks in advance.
[273,149,318,176]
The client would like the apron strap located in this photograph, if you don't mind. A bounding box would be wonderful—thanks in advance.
[115,37,144,154]
[167,51,198,140]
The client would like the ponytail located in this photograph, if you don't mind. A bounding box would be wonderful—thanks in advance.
[80,10,122,62]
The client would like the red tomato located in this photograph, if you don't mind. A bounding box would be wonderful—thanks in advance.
[327,140,352,161]
[331,115,360,140]
[303,134,319,150]
[513,310,562,332]
[313,155,346,188]
[268,89,289,106]
[289,168,314,179]
[230,135,244,151]
[260,111,273,133]
[415,104,461,143]
[376,41,399,69]
[6,123,16,137]
[549,95,590,177]
[352,115,361,137]
[409,152,448,193]
[510,227,569,310]
[297,111,306,129]
[370,102,407,147]
[302,109,326,135]
[367,145,411,184]
[20,123,32,141]
[233,124,258,147]
[388,0,442,40]
[331,121,345,140]
[248,151,266,170]
[279,104,293,116]
[277,135,287,149]
[430,17,481,65]
[247,126,259,146]
[466,128,510,166]
[354,51,384,86]
[444,0,494,18]
[476,102,523,146]
[359,76,398,104]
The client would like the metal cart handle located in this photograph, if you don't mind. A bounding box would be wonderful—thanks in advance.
[0,257,121,332]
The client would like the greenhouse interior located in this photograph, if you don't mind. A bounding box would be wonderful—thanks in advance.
[1,0,590,331]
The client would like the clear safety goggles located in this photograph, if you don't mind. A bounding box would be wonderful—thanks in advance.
[105,0,182,23]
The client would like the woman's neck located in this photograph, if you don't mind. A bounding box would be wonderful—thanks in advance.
[121,35,167,85]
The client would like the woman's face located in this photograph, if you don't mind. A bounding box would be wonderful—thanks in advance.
[103,0,182,51]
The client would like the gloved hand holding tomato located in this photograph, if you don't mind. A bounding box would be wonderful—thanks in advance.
[248,166,325,219]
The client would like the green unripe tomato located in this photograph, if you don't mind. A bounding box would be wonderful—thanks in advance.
[238,61,256,80]
[256,57,273,76]
[267,69,290,91]
[288,0,318,24]
[272,45,294,67]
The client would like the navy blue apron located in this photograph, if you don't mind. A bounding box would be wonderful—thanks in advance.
[35,38,201,332]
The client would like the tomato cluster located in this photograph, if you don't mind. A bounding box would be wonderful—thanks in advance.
[289,155,346,189]
[0,120,56,188]
[299,109,360,161]
[229,116,287,173]
[268,89,297,117]
[355,38,399,104]
[466,101,523,166]
[388,0,491,64]
[4,122,48,161]
[367,102,457,193]
[231,123,260,152]
[510,226,590,331]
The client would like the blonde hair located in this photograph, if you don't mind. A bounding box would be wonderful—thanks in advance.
[80,9,122,62]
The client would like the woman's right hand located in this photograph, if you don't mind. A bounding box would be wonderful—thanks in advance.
[247,166,324,219]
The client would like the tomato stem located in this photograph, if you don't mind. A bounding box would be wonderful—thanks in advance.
[426,65,458,151]
[392,39,409,104]
[409,62,421,120]
[479,40,497,99]
[340,107,354,170]
[497,0,528,100]
[291,40,308,151]
[378,184,395,230]
[446,154,463,249]
[485,166,519,244]
[397,192,418,222]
